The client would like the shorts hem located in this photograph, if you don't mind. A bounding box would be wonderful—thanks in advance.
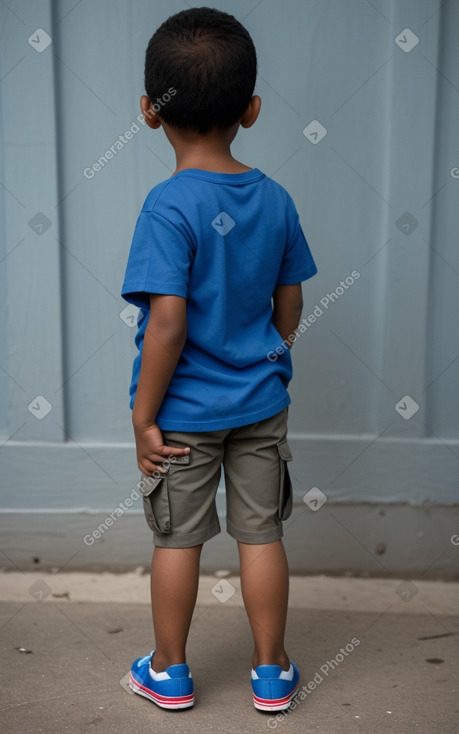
[153,519,221,548]
[226,520,283,544]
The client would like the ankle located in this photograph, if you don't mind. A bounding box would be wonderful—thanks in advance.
[252,650,290,671]
[151,651,186,673]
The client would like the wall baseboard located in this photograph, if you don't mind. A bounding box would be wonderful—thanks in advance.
[1,503,458,578]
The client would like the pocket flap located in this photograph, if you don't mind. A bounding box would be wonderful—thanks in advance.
[277,438,293,462]
[139,454,190,497]
[139,473,163,496]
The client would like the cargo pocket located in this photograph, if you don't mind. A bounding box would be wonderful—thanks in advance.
[277,438,293,521]
[140,454,190,534]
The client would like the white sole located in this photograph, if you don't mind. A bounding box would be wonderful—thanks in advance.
[253,682,300,711]
[129,676,194,709]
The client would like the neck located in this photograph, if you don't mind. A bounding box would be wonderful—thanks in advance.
[164,125,252,175]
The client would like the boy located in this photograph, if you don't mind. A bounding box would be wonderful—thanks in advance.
[121,6,318,713]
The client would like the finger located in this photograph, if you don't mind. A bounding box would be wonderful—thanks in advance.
[161,446,191,456]
[151,456,174,472]
[138,461,152,476]
[147,454,169,466]
[138,458,166,476]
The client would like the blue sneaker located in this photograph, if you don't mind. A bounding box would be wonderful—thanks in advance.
[129,650,194,709]
[251,662,300,711]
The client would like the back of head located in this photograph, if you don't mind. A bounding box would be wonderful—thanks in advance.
[144,6,257,135]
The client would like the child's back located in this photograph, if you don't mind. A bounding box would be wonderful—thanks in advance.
[123,167,317,429]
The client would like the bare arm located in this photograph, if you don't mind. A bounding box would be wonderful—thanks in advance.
[132,294,190,475]
[272,283,304,345]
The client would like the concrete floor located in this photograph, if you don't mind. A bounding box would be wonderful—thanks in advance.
[1,573,458,734]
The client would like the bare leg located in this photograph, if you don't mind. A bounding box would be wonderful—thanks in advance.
[237,539,290,671]
[149,544,203,673]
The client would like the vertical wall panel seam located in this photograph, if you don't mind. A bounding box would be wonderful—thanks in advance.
[0,39,7,438]
[424,2,448,438]
[375,0,397,435]
[50,0,68,441]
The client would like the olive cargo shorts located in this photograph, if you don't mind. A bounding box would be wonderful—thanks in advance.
[138,407,293,548]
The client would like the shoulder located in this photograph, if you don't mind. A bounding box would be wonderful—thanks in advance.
[257,175,300,230]
[257,173,296,210]
[140,177,180,214]
[139,176,200,231]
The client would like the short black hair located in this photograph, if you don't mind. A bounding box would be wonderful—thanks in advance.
[144,7,257,135]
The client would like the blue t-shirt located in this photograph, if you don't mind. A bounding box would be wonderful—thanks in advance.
[121,168,317,431]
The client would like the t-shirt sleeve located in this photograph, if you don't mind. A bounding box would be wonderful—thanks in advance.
[277,197,318,285]
[121,209,195,307]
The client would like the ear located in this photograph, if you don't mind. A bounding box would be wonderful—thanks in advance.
[140,95,162,129]
[240,95,261,129]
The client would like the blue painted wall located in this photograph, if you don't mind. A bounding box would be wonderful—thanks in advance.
[1,1,458,568]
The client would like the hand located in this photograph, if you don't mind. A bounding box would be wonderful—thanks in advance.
[133,421,190,476]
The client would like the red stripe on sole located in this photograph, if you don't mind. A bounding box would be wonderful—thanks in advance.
[129,673,194,705]
[253,681,300,708]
